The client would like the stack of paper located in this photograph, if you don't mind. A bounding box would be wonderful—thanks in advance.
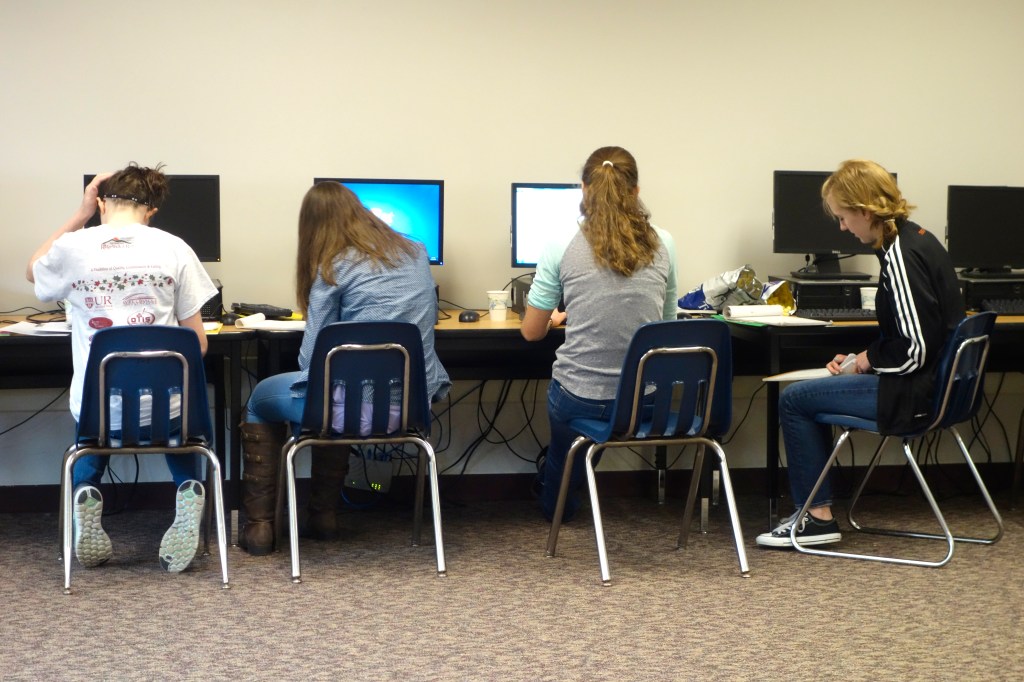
[721,305,827,327]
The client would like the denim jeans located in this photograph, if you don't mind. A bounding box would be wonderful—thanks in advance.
[780,373,879,510]
[246,371,305,425]
[73,453,198,490]
[541,379,615,522]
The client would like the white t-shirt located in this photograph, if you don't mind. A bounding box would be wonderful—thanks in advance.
[32,224,217,420]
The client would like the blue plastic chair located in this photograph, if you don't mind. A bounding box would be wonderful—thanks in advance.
[59,325,229,593]
[545,319,750,585]
[793,312,1004,566]
[278,321,445,583]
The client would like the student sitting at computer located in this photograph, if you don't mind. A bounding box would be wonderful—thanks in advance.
[520,146,678,522]
[756,159,964,548]
[239,181,450,556]
[27,163,218,572]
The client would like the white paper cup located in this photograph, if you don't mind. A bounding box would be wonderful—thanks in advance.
[860,287,878,310]
[487,290,510,322]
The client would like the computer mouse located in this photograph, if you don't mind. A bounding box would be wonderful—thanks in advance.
[458,310,480,323]
[221,312,240,325]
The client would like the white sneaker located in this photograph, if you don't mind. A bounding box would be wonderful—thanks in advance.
[73,485,113,567]
[159,480,205,572]
[756,510,842,548]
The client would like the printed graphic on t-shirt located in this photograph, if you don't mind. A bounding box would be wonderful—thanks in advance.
[72,272,176,293]
[100,237,133,250]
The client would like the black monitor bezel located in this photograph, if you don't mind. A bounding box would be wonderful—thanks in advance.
[772,170,875,258]
[946,184,1024,272]
[84,173,221,262]
[510,181,582,269]
[314,177,444,266]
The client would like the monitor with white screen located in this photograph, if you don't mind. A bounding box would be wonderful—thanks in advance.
[511,182,583,269]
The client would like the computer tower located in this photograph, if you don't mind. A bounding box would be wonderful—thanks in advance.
[201,279,223,321]
[777,276,867,309]
[959,276,1024,310]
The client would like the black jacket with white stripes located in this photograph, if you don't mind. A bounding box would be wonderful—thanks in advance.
[869,220,964,435]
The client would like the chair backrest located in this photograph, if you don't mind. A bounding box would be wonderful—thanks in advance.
[606,318,733,440]
[929,312,997,431]
[301,321,430,438]
[77,325,212,446]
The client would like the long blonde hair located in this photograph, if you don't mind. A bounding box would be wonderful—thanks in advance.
[822,159,915,249]
[295,182,420,313]
[579,146,659,276]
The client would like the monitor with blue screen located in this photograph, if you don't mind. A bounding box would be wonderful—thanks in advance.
[511,182,583,269]
[314,177,444,265]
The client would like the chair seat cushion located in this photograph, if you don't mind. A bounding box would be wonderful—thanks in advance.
[568,417,615,443]
[815,413,878,432]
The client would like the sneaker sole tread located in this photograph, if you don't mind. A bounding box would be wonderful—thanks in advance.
[159,481,205,573]
[74,486,113,568]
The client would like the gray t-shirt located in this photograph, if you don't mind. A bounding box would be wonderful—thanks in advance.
[530,224,677,400]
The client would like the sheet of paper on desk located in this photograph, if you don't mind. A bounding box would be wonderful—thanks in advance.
[3,321,71,335]
[233,313,306,331]
[722,304,828,327]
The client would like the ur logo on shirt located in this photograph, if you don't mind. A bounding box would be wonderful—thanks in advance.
[85,295,112,310]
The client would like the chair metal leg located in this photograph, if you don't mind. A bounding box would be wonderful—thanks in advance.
[285,444,303,583]
[202,457,214,557]
[584,444,612,585]
[950,427,1004,544]
[792,430,956,567]
[545,436,589,558]
[417,439,446,576]
[57,445,76,565]
[202,450,231,589]
[655,445,667,505]
[845,436,890,532]
[412,448,427,547]
[676,445,705,549]
[274,438,296,553]
[847,430,1003,545]
[61,451,78,594]
[706,440,750,577]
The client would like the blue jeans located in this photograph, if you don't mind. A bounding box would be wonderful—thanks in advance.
[246,371,305,426]
[73,453,198,490]
[780,373,878,510]
[542,379,614,522]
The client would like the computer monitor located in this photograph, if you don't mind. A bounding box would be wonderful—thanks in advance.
[773,170,875,280]
[511,182,583,268]
[84,174,221,262]
[314,177,444,265]
[946,185,1024,277]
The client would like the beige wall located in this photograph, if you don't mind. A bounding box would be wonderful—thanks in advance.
[2,1,1023,483]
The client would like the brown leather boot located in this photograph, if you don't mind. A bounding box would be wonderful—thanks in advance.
[240,421,286,556]
[303,445,350,541]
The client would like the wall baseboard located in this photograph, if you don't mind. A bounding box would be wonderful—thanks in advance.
[2,462,1016,514]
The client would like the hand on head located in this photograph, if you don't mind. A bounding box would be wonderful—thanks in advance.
[81,172,115,222]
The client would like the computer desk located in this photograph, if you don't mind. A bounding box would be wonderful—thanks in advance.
[256,312,566,381]
[726,315,1024,525]
[7,313,1022,517]
[0,317,256,507]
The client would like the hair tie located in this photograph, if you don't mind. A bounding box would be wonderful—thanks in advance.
[602,160,614,168]
[103,193,147,205]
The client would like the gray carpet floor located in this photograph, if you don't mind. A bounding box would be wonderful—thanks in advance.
[2,491,1022,681]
